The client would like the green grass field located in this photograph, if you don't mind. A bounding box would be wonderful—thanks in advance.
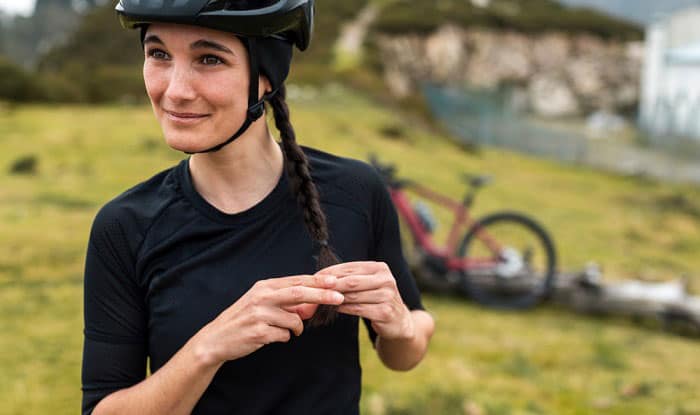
[1,87,699,414]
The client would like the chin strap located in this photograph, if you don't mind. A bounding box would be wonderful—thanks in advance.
[188,37,276,155]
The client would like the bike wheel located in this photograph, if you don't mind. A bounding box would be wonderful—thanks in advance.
[457,211,557,309]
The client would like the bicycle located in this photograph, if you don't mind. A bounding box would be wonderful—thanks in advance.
[368,154,557,309]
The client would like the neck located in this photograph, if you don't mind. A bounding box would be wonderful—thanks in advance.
[188,120,284,215]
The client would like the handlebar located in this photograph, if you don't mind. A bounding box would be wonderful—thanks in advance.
[368,153,411,188]
[368,153,493,206]
[368,153,393,176]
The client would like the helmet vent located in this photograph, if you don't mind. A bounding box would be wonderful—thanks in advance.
[203,0,283,12]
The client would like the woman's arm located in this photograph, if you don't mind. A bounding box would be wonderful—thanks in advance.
[93,335,222,415]
[375,309,435,371]
[90,274,345,415]
[318,261,435,371]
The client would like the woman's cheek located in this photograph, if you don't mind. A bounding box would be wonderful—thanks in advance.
[143,64,167,103]
[204,73,243,108]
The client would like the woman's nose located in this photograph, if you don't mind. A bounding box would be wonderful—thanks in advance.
[164,64,197,103]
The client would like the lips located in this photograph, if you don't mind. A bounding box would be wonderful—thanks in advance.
[163,109,211,125]
[166,111,208,118]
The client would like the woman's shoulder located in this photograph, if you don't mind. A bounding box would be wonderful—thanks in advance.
[89,161,185,244]
[300,146,389,222]
[301,145,383,191]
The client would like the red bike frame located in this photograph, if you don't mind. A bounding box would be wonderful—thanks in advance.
[390,182,504,272]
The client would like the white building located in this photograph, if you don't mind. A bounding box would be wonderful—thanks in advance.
[640,7,700,141]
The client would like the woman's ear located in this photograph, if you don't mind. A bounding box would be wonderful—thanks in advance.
[259,75,272,98]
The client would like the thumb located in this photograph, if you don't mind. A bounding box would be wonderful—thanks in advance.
[285,303,319,320]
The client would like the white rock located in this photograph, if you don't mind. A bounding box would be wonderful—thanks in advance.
[426,25,467,82]
[471,0,491,8]
[529,74,581,117]
[532,32,572,71]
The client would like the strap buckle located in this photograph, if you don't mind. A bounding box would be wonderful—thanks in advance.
[247,100,266,120]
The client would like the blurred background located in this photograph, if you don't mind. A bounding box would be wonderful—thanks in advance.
[1,0,699,414]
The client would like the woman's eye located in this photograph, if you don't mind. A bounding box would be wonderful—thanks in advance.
[147,49,170,60]
[201,55,224,65]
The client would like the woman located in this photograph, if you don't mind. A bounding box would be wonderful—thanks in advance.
[81,1,435,414]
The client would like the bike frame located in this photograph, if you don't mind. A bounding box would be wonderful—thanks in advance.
[390,182,504,272]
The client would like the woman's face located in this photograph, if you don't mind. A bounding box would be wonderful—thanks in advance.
[143,23,266,153]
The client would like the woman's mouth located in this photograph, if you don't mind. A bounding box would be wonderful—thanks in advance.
[164,110,211,125]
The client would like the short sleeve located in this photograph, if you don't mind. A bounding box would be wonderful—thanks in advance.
[81,207,148,415]
[362,170,425,345]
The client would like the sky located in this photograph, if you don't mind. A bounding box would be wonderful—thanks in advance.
[0,0,36,17]
[558,0,700,24]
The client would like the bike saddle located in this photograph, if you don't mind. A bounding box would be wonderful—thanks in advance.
[461,173,493,188]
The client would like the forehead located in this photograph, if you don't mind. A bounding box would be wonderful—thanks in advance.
[146,22,243,49]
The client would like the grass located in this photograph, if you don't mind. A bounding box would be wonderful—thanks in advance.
[1,86,699,414]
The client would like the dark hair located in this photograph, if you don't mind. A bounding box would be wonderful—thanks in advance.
[268,85,340,327]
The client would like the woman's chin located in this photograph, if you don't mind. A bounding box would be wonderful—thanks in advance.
[164,135,218,154]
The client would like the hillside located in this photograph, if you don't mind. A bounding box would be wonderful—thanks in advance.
[1,0,642,103]
[1,88,699,414]
[375,0,642,39]
[0,0,82,69]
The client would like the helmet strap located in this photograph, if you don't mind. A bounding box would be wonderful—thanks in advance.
[188,37,275,154]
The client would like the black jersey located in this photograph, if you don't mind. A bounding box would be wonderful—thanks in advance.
[81,146,424,415]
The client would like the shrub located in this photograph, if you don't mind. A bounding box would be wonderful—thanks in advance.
[0,57,41,101]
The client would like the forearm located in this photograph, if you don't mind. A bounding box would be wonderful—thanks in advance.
[375,310,434,371]
[93,334,223,415]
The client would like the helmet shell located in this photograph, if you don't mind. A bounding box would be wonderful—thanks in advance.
[115,0,314,50]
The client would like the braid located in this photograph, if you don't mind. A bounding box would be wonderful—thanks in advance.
[269,84,341,327]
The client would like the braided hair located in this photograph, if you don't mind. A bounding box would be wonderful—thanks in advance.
[268,85,340,327]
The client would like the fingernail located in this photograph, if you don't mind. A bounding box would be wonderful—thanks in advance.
[324,276,336,285]
[332,292,344,302]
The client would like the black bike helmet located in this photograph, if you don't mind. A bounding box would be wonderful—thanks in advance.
[115,0,314,153]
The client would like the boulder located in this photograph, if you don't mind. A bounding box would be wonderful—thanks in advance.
[532,32,572,71]
[425,25,467,82]
[529,74,581,117]
[375,24,643,116]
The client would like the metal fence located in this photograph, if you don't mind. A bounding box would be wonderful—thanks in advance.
[642,94,700,153]
[423,83,588,163]
[423,83,700,185]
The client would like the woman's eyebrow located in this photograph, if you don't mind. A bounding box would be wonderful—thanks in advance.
[191,39,235,55]
[143,34,164,46]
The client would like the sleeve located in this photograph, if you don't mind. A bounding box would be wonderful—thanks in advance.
[362,168,425,345]
[81,207,148,415]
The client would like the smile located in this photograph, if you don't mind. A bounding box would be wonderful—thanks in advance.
[164,110,211,125]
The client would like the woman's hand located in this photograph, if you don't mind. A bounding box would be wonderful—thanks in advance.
[317,261,415,341]
[192,274,344,368]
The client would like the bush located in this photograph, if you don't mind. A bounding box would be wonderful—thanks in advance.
[35,72,88,102]
[87,65,146,103]
[38,62,146,103]
[0,57,41,101]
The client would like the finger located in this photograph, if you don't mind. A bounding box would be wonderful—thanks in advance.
[341,289,391,305]
[249,322,292,346]
[334,274,394,293]
[273,286,344,306]
[337,303,393,322]
[264,326,292,344]
[316,261,387,277]
[336,304,365,318]
[260,274,338,290]
[265,308,305,336]
[284,303,319,320]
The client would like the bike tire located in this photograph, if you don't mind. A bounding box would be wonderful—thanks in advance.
[457,211,557,309]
